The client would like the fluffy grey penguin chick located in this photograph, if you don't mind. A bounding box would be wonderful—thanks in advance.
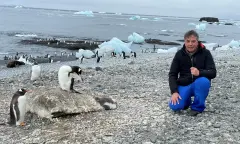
[95,97,117,110]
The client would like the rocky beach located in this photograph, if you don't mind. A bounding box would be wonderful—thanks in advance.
[0,49,239,143]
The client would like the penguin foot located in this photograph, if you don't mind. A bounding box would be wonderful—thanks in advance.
[71,89,81,94]
[20,122,25,126]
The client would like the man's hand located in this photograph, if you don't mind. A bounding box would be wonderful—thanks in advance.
[171,92,182,105]
[190,67,199,76]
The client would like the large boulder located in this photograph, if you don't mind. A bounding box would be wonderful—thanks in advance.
[25,87,104,119]
[199,17,219,23]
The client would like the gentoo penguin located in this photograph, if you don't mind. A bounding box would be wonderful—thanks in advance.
[122,51,137,59]
[95,46,115,63]
[95,97,117,110]
[8,88,29,126]
[58,65,83,93]
[30,61,41,81]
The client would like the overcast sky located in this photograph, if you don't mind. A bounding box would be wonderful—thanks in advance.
[2,0,239,19]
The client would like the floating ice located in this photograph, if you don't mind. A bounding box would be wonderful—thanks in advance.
[74,11,94,17]
[203,43,219,51]
[153,17,162,21]
[188,23,196,26]
[141,18,148,20]
[129,15,141,20]
[76,49,95,58]
[215,45,231,51]
[157,47,179,53]
[15,34,37,37]
[99,37,132,55]
[195,23,207,31]
[15,5,23,8]
[228,40,240,48]
[161,29,174,33]
[128,32,145,44]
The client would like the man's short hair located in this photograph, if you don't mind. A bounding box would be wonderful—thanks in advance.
[184,30,199,40]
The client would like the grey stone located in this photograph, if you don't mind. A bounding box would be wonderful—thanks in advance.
[26,87,103,119]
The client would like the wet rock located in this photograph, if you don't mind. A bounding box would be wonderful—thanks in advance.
[199,17,219,22]
[26,87,103,119]
[145,39,180,45]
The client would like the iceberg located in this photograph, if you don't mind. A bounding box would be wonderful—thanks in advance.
[203,43,219,51]
[157,47,179,53]
[188,23,196,26]
[76,49,95,58]
[98,37,132,55]
[128,32,145,44]
[74,11,94,17]
[228,40,240,48]
[153,17,162,21]
[215,45,231,51]
[195,23,207,31]
[129,15,141,20]
[141,18,148,20]
[214,40,240,51]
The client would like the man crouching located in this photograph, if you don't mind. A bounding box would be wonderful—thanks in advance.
[168,30,217,116]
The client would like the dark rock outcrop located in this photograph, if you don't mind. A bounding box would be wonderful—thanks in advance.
[145,39,181,45]
[20,38,103,50]
[225,23,233,25]
[199,17,219,23]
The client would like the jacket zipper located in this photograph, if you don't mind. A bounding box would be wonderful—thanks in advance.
[190,56,193,82]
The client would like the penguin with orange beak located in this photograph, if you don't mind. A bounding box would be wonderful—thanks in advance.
[8,88,30,126]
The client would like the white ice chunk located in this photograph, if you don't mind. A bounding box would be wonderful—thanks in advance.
[129,15,141,20]
[203,43,219,51]
[74,11,94,17]
[99,37,132,55]
[157,47,179,53]
[195,23,207,31]
[228,40,240,48]
[128,32,145,44]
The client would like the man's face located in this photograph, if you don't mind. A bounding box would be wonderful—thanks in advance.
[184,35,198,53]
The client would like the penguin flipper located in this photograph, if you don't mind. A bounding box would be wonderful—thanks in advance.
[14,103,20,121]
[9,104,16,125]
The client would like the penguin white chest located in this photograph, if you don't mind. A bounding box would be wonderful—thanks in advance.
[31,65,41,81]
[16,95,27,125]
[58,72,71,91]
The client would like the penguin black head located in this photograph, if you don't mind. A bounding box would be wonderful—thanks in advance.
[111,52,116,57]
[16,88,28,95]
[33,61,38,65]
[70,66,82,75]
[131,51,137,58]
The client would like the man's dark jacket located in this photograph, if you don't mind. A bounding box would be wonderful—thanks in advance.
[168,42,217,94]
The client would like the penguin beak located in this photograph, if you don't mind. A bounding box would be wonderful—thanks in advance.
[25,90,32,93]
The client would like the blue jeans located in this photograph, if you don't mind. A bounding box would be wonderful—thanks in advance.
[169,77,211,112]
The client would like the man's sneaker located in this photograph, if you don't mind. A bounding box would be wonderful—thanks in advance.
[188,110,200,116]
[183,106,189,110]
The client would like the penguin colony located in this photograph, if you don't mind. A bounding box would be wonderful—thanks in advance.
[0,38,140,126]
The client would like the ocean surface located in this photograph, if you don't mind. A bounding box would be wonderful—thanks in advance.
[0,5,240,59]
